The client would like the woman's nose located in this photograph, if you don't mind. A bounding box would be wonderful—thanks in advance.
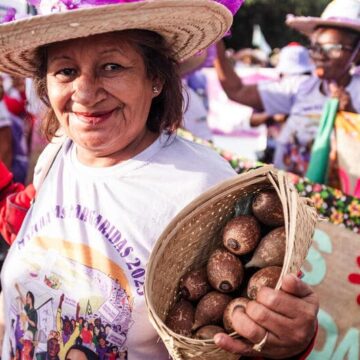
[71,73,105,106]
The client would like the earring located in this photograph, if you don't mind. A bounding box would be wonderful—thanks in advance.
[152,86,159,94]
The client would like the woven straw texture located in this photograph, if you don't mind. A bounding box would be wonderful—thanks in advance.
[0,0,231,77]
[144,166,318,360]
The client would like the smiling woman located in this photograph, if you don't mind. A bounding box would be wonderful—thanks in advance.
[0,1,318,359]
[41,31,172,167]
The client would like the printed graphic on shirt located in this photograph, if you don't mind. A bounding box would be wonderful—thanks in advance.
[8,237,132,360]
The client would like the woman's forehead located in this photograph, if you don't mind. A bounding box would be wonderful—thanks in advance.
[47,32,135,56]
[312,27,358,44]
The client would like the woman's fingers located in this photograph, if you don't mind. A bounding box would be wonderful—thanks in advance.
[256,274,319,319]
[213,332,255,356]
[231,306,269,344]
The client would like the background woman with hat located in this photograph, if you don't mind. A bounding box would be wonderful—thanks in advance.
[0,0,318,359]
[215,0,360,181]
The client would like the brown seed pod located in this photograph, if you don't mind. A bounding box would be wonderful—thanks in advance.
[252,190,284,227]
[223,297,250,333]
[207,248,244,293]
[247,266,282,300]
[222,215,261,255]
[192,291,232,331]
[193,325,226,340]
[246,227,286,268]
[179,268,211,301]
[165,299,195,336]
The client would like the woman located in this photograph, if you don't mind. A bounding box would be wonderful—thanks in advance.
[0,0,317,359]
[215,0,360,181]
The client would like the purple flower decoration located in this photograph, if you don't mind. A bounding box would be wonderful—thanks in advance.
[214,0,245,15]
[1,8,17,23]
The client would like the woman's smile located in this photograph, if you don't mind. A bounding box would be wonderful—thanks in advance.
[71,108,121,126]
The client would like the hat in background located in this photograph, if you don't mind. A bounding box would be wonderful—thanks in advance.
[0,0,245,78]
[286,0,360,36]
[276,43,314,75]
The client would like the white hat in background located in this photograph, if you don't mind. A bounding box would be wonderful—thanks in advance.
[276,43,314,75]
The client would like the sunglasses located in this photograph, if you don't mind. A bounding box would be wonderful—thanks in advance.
[308,43,354,59]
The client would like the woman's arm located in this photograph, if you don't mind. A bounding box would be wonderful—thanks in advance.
[214,41,264,111]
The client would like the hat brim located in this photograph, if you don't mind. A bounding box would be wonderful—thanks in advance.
[286,16,360,36]
[0,0,232,77]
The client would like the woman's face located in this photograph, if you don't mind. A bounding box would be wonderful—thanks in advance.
[310,28,359,81]
[46,32,161,166]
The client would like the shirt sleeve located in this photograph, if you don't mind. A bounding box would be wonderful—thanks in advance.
[257,76,305,116]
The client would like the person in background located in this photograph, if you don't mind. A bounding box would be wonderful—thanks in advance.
[0,0,318,359]
[0,75,13,174]
[1,74,30,184]
[251,43,314,163]
[215,0,360,180]
[181,48,215,141]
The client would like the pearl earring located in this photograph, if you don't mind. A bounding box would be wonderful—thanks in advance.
[152,86,159,94]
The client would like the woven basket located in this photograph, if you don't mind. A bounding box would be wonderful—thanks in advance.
[144,166,318,360]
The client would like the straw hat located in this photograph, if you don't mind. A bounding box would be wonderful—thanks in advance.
[286,0,360,36]
[276,43,314,75]
[0,0,235,78]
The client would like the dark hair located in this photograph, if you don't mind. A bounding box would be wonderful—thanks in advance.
[33,30,184,141]
[65,344,99,360]
[26,291,35,306]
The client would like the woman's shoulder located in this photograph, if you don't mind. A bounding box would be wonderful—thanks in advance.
[159,134,236,176]
[33,133,68,190]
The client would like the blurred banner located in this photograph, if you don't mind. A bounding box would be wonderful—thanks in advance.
[303,221,360,360]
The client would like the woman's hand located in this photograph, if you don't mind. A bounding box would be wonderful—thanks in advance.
[329,82,356,112]
[214,274,319,358]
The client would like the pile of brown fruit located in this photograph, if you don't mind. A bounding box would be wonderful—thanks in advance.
[165,189,286,340]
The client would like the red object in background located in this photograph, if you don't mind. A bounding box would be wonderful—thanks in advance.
[0,161,34,245]
[3,92,26,117]
[348,256,360,305]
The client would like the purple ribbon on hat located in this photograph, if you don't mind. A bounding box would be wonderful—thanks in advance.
[214,0,245,15]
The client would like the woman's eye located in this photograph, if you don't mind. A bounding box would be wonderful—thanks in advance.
[103,63,123,71]
[55,68,77,78]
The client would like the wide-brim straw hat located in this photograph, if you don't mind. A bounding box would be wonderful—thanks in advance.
[286,0,360,37]
[0,0,233,78]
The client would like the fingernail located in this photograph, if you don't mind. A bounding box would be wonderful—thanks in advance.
[214,333,223,345]
[232,304,245,316]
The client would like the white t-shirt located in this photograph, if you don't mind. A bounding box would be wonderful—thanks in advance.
[1,134,235,360]
[258,75,360,175]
